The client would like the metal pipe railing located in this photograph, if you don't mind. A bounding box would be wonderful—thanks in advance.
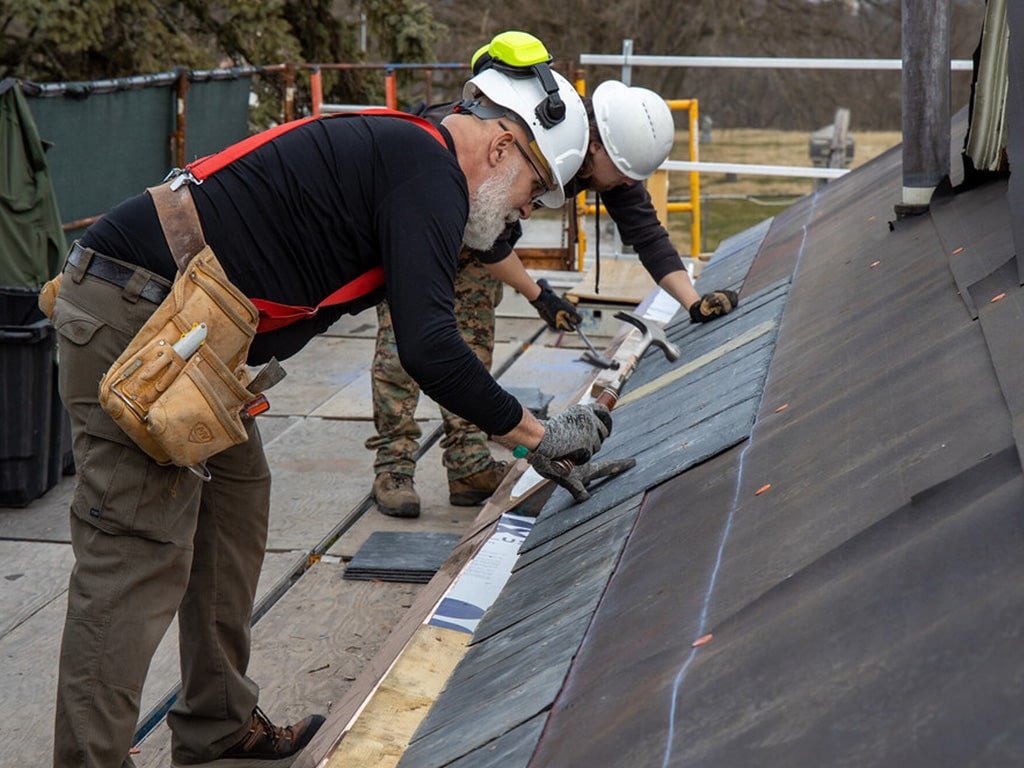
[662,160,848,179]
[579,54,973,71]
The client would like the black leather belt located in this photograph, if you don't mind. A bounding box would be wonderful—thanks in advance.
[66,242,171,305]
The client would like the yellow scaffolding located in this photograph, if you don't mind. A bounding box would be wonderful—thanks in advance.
[574,87,702,271]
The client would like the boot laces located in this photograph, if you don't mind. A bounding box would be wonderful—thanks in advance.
[253,706,287,746]
[389,473,413,490]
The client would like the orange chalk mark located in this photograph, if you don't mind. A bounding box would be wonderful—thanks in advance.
[774,403,790,414]
[692,633,714,648]
[991,293,1006,303]
[755,484,772,496]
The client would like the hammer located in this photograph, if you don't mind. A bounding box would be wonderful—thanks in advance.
[534,278,618,369]
[549,311,680,482]
[591,311,681,410]
[578,327,619,370]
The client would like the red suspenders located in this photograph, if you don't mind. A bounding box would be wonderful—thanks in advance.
[182,109,447,334]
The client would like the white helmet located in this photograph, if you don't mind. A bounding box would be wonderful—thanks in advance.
[463,67,589,207]
[592,80,675,180]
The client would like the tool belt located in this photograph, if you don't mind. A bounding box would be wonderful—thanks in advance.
[38,272,63,319]
[94,181,282,469]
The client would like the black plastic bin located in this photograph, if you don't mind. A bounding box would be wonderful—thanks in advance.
[0,286,74,507]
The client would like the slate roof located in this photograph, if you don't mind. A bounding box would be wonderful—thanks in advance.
[399,106,1024,768]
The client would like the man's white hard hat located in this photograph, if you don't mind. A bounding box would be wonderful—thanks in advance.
[592,80,675,181]
[464,67,590,207]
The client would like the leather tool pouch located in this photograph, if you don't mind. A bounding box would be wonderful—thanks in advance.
[98,246,260,466]
[38,273,63,319]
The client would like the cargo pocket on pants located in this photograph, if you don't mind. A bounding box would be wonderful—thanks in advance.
[72,406,200,545]
[53,298,105,346]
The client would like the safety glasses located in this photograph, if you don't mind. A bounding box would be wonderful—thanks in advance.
[498,120,555,204]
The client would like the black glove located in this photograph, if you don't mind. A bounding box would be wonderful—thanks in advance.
[531,279,582,332]
[689,290,739,323]
[529,455,636,502]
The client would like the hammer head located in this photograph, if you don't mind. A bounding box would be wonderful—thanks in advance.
[614,311,681,362]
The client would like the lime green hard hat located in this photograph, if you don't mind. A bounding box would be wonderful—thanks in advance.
[471,31,552,75]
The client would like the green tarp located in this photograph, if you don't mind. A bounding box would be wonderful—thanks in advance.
[26,73,252,244]
[0,78,66,287]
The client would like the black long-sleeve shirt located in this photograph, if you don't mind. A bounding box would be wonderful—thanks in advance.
[80,115,523,436]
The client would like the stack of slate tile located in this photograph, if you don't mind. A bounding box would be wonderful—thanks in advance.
[344,532,462,583]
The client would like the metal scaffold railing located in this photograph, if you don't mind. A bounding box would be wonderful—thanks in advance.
[573,83,703,268]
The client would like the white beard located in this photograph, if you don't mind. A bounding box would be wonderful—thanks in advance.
[463,162,519,252]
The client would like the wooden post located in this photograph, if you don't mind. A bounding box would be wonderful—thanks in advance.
[384,68,397,110]
[283,62,296,123]
[816,107,851,192]
[828,108,851,169]
[174,69,189,168]
[310,66,322,118]
[897,0,951,217]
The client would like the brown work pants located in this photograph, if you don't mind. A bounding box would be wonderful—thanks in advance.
[51,253,270,767]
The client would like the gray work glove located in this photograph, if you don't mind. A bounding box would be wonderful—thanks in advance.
[531,279,583,332]
[689,289,739,323]
[534,403,612,464]
[529,455,636,502]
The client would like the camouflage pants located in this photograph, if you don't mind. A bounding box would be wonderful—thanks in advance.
[366,255,503,482]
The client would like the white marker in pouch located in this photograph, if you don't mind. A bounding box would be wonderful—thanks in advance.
[172,323,208,360]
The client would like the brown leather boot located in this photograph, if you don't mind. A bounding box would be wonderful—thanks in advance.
[448,461,511,506]
[173,707,324,767]
[373,472,421,517]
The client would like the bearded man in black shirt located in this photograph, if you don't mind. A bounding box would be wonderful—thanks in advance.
[48,61,605,768]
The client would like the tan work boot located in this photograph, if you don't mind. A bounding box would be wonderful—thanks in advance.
[449,461,511,506]
[173,706,324,767]
[373,472,421,518]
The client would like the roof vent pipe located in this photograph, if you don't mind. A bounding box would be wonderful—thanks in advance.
[897,0,951,218]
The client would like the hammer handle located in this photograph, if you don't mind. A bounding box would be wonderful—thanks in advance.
[595,385,620,410]
[592,354,637,411]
